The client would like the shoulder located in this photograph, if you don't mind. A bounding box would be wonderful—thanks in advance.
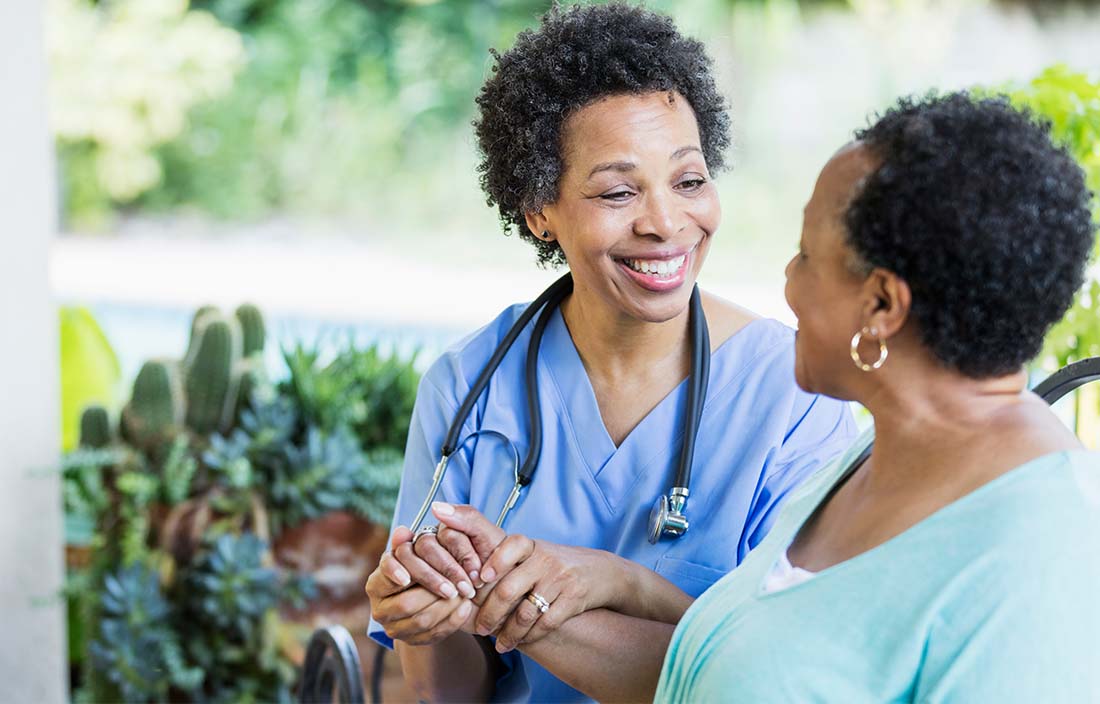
[420,302,530,407]
[968,450,1100,553]
[700,290,767,352]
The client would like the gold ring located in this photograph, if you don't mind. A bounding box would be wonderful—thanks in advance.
[525,591,550,614]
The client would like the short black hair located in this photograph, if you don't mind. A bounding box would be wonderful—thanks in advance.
[474,2,731,267]
[847,92,1096,378]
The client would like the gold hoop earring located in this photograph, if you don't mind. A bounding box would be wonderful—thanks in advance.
[850,327,888,372]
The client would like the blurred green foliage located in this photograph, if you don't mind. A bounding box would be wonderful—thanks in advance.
[139,0,553,219]
[48,0,244,228]
[999,66,1100,366]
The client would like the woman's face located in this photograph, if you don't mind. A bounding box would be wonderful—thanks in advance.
[784,143,878,398]
[536,91,720,323]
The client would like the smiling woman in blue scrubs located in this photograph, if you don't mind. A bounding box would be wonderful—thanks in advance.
[364,4,855,702]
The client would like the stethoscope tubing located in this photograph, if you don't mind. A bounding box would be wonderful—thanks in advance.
[408,272,707,536]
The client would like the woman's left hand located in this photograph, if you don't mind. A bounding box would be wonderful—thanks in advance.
[432,502,623,653]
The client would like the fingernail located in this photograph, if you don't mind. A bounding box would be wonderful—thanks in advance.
[469,569,479,582]
[395,569,410,586]
[457,581,475,599]
[477,623,491,636]
[441,582,458,599]
[458,601,472,619]
[481,567,496,583]
[496,640,512,654]
[432,501,454,516]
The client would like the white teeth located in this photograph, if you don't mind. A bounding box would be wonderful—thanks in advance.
[625,254,687,277]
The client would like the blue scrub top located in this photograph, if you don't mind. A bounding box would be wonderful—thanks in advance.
[369,302,856,702]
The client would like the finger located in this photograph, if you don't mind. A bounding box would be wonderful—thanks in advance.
[394,541,458,600]
[500,582,572,652]
[431,503,506,560]
[413,534,476,598]
[373,586,439,626]
[369,552,410,597]
[437,525,482,582]
[388,597,471,645]
[493,585,551,653]
[474,545,538,636]
[479,533,535,585]
[390,525,414,549]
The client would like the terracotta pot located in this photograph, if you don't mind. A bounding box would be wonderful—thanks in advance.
[274,511,388,630]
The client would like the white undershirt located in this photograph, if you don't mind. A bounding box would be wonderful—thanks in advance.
[760,551,817,594]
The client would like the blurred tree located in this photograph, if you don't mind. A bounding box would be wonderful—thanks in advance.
[48,0,244,228]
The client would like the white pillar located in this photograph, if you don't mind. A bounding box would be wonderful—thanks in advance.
[0,0,67,701]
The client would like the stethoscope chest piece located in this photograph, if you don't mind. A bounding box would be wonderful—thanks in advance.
[648,486,690,544]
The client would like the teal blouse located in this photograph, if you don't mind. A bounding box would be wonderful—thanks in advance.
[656,429,1100,702]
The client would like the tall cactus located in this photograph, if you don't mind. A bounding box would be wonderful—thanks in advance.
[234,303,265,359]
[121,360,185,450]
[183,314,242,435]
[184,305,220,369]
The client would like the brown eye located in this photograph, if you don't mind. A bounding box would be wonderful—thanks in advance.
[600,190,635,201]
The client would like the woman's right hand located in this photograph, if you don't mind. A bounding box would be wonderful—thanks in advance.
[366,527,476,645]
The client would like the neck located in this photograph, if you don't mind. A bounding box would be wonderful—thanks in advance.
[861,354,1029,464]
[559,281,691,383]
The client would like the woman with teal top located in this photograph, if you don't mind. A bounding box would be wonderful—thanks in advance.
[656,93,1100,701]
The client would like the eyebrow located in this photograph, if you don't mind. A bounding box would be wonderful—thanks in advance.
[586,145,704,178]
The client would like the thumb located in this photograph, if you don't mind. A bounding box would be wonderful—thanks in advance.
[431,503,505,560]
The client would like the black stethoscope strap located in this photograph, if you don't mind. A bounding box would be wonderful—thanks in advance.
[440,273,574,456]
[675,286,710,491]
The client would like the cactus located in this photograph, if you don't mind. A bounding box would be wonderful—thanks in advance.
[115,304,267,453]
[121,360,185,450]
[183,314,242,435]
[79,405,113,449]
[184,305,220,369]
[234,303,265,359]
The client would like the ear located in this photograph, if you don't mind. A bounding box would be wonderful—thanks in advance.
[860,268,911,339]
[523,210,555,242]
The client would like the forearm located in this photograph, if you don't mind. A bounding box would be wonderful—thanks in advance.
[395,631,499,702]
[520,608,675,702]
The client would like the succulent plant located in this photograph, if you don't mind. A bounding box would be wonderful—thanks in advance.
[176,533,301,702]
[203,429,254,489]
[87,565,203,703]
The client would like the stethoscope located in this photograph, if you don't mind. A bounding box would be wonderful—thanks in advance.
[408,271,710,544]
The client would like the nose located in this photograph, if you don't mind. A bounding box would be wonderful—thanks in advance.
[633,189,684,240]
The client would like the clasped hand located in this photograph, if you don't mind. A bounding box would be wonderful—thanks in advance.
[365,502,611,653]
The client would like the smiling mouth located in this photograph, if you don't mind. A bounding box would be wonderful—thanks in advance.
[621,253,688,279]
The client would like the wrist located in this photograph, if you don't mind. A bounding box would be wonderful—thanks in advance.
[586,550,634,612]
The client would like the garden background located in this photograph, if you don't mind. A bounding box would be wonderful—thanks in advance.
[2,0,1098,701]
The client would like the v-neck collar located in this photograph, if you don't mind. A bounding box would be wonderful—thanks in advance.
[538,307,769,512]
